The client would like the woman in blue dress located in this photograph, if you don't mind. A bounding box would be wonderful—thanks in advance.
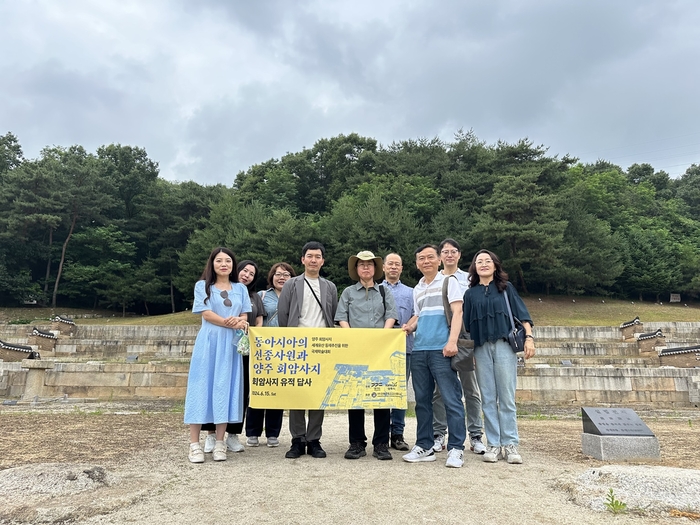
[184,247,251,463]
[462,249,535,465]
[245,262,296,447]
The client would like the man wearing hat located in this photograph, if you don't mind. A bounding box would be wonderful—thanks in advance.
[335,251,398,461]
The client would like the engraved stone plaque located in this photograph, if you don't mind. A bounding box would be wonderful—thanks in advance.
[581,407,655,437]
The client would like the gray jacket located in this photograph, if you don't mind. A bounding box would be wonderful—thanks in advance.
[277,274,338,328]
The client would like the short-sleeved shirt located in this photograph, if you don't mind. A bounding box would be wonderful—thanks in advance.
[258,289,281,327]
[335,281,398,328]
[412,272,462,351]
[246,290,264,326]
[192,280,252,318]
[382,279,414,354]
[440,268,470,295]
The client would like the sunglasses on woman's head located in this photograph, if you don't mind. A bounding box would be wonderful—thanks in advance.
[219,290,232,307]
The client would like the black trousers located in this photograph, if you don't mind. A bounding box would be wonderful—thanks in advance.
[245,407,284,438]
[202,355,249,434]
[348,408,391,446]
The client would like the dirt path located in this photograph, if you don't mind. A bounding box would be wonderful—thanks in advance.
[1,402,699,524]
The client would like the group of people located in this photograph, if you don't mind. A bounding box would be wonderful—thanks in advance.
[183,240,535,468]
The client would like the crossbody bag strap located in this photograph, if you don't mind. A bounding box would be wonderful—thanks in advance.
[378,284,386,317]
[502,286,516,331]
[304,278,333,328]
[442,275,466,335]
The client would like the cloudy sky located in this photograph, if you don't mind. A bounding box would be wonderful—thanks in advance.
[2,0,699,185]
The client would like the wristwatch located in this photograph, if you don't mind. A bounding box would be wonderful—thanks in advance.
[525,334,535,340]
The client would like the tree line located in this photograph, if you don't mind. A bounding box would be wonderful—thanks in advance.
[1,130,699,314]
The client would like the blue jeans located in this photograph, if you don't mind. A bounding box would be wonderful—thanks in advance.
[432,369,483,438]
[390,353,411,436]
[474,339,519,447]
[410,350,466,451]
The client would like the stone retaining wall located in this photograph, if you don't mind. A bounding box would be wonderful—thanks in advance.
[1,360,698,407]
[1,323,699,405]
[517,367,700,407]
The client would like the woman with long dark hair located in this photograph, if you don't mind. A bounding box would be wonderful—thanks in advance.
[462,249,535,464]
[184,247,250,463]
[202,260,264,454]
[245,262,296,447]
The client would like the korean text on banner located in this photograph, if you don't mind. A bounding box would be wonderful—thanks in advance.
[248,327,407,410]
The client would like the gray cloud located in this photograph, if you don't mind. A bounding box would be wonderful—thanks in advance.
[1,0,698,184]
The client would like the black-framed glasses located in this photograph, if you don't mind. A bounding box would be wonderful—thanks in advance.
[220,290,232,307]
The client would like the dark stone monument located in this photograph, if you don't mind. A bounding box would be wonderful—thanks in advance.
[581,407,660,460]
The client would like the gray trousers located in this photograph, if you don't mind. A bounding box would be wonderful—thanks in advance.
[433,369,483,438]
[289,409,324,442]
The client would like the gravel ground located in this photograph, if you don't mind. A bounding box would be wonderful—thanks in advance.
[0,401,699,524]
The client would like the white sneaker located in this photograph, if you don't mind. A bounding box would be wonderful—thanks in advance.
[247,436,260,447]
[188,442,204,464]
[445,448,464,468]
[213,440,227,461]
[226,434,245,452]
[483,446,503,463]
[470,436,486,455]
[203,433,216,453]
[432,435,446,452]
[402,445,437,463]
[503,444,523,464]
[267,437,280,447]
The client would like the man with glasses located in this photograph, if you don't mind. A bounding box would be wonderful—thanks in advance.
[381,253,414,452]
[401,244,466,468]
[278,241,338,459]
[432,238,486,455]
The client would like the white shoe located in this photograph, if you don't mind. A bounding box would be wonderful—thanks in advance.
[433,435,446,452]
[445,448,464,468]
[402,445,437,463]
[267,437,280,447]
[504,444,523,464]
[203,433,216,453]
[470,435,486,455]
[188,442,204,464]
[483,446,503,463]
[226,434,245,452]
[247,436,260,447]
[213,440,227,461]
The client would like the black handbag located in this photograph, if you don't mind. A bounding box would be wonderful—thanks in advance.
[503,289,526,353]
[442,276,474,372]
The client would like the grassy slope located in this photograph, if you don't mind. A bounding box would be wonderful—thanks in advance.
[2,296,699,326]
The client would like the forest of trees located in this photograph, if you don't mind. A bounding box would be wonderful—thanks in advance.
[1,129,699,314]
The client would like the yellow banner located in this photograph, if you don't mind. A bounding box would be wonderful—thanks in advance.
[248,327,407,410]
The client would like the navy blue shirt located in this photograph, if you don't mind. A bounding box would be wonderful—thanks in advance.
[462,281,533,348]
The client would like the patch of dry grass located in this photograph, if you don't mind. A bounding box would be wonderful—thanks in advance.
[2,296,699,327]
[526,295,700,326]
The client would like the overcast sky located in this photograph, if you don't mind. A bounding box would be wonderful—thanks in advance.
[2,0,699,185]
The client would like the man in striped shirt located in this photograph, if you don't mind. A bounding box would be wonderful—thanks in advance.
[401,244,466,468]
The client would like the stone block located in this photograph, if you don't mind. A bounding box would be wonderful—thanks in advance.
[631,377,675,392]
[44,371,130,387]
[134,386,187,398]
[130,372,188,388]
[581,433,660,460]
[516,389,533,401]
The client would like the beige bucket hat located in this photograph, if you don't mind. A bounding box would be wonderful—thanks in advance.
[348,251,384,281]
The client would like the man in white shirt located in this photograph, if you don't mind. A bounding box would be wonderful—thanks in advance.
[278,241,338,458]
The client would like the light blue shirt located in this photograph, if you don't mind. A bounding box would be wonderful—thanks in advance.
[258,289,281,327]
[382,279,414,354]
